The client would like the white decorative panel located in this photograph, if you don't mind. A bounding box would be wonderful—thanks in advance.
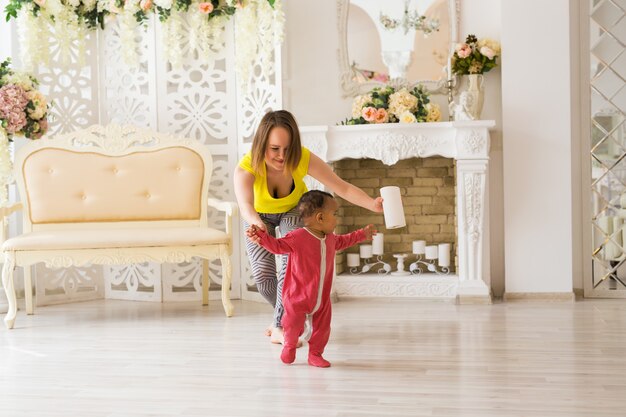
[104,262,162,302]
[99,20,157,128]
[35,264,103,306]
[162,260,203,301]
[156,17,240,301]
[33,33,102,306]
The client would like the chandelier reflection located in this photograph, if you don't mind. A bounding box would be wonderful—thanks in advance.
[379,0,440,36]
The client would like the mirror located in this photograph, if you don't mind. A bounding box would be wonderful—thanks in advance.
[338,0,459,97]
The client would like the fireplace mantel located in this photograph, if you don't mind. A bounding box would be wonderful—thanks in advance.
[300,120,496,303]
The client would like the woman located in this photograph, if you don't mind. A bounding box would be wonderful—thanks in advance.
[233,110,383,344]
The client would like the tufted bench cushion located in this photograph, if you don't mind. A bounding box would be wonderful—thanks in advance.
[2,227,229,251]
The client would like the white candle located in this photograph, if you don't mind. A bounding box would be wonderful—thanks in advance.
[447,50,453,80]
[425,245,438,260]
[438,243,451,267]
[412,240,426,255]
[347,253,360,267]
[359,244,373,259]
[372,233,384,255]
[380,186,406,229]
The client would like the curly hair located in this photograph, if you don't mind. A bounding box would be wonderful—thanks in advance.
[297,190,334,219]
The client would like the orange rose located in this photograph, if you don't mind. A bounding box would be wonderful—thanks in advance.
[199,2,214,14]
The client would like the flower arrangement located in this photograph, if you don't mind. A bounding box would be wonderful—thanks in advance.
[5,0,284,85]
[0,59,49,140]
[451,34,501,75]
[341,85,441,125]
[0,58,50,205]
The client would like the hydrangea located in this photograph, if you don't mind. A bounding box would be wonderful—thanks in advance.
[0,84,29,134]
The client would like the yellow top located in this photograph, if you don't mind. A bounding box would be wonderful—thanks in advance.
[238,147,311,214]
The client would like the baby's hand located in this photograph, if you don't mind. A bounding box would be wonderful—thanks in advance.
[246,225,262,245]
[363,224,377,240]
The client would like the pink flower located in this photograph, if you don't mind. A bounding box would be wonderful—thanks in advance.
[456,43,472,58]
[140,0,152,11]
[374,108,389,124]
[362,106,377,122]
[33,0,45,7]
[198,2,214,14]
[0,84,29,135]
[480,46,495,60]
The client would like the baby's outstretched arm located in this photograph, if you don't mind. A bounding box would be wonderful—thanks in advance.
[335,224,377,251]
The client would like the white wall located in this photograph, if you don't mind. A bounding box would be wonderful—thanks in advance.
[501,0,577,293]
[283,0,507,295]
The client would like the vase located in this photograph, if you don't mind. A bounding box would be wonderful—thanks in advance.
[458,74,484,120]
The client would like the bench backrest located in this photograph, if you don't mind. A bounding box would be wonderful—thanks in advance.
[15,125,213,231]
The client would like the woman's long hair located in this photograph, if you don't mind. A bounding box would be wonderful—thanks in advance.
[250,110,302,174]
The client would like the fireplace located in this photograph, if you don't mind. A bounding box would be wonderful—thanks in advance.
[332,157,457,274]
[300,120,495,303]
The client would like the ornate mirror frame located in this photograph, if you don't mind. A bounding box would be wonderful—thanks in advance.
[337,0,461,98]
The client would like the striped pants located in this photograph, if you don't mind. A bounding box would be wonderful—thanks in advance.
[243,208,302,328]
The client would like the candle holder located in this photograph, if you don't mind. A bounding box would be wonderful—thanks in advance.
[409,254,451,275]
[349,255,392,275]
[391,254,411,276]
[447,78,456,121]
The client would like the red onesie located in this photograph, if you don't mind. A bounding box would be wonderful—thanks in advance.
[257,227,367,360]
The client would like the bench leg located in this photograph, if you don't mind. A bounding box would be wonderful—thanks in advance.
[202,259,209,306]
[24,266,34,315]
[220,250,234,317]
[2,254,17,329]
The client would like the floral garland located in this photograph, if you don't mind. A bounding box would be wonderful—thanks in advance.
[5,0,284,85]
[341,85,441,125]
[0,59,50,206]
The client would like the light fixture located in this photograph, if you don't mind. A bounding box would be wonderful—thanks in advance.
[379,0,440,36]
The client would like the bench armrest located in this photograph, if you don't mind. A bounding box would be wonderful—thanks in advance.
[0,203,22,246]
[0,203,22,219]
[207,198,238,237]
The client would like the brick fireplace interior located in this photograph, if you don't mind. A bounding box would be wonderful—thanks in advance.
[333,157,457,274]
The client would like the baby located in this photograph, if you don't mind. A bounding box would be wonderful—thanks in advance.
[247,190,375,367]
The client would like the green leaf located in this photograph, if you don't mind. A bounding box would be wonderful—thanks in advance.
[267,0,276,8]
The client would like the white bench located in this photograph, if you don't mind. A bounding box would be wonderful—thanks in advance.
[1,124,237,329]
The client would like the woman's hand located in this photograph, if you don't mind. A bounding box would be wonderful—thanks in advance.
[246,224,264,245]
[372,197,384,213]
[363,224,377,240]
[251,221,267,233]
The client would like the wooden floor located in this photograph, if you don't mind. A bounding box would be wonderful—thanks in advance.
[1,297,625,417]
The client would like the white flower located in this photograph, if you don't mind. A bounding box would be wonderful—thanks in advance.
[27,90,48,120]
[477,38,501,55]
[398,111,417,124]
[67,0,81,8]
[351,94,372,118]
[388,88,418,119]
[153,0,173,9]
[426,103,441,122]
[479,46,495,60]
[2,72,35,91]
[82,0,97,11]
